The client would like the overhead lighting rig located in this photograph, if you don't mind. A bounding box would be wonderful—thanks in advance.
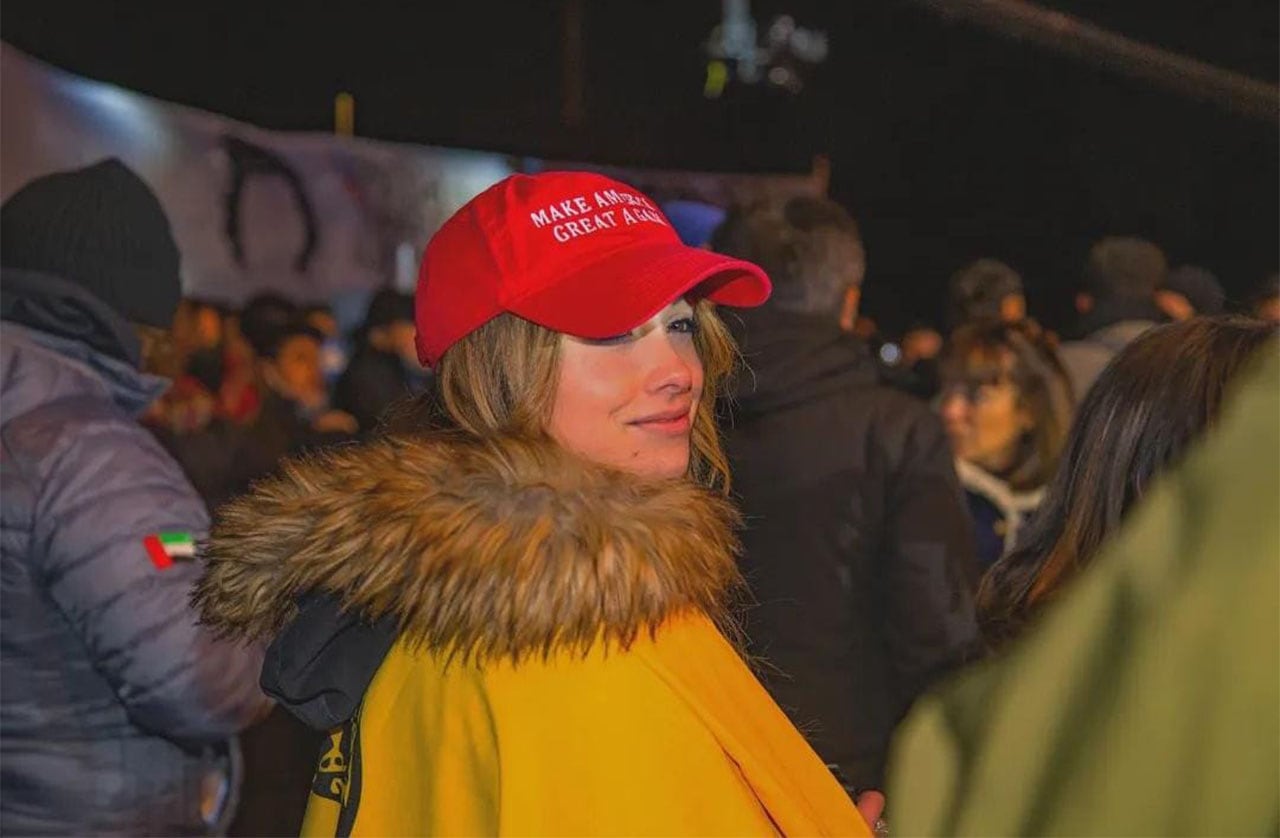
[705,0,828,97]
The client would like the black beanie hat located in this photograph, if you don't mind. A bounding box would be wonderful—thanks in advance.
[363,288,415,332]
[1,158,182,328]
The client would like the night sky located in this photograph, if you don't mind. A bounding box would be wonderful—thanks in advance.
[4,1,1277,333]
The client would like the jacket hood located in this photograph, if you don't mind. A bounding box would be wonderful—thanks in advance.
[727,306,878,417]
[1,268,143,366]
[193,433,744,666]
[1,322,168,420]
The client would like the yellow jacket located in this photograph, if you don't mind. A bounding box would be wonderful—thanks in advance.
[196,435,869,836]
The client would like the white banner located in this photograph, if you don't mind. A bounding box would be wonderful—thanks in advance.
[2,46,824,307]
[1,46,513,305]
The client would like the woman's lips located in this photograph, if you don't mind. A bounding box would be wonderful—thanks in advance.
[629,408,692,435]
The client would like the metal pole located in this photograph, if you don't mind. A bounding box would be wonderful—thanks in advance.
[561,0,585,128]
[906,0,1279,123]
[334,92,355,137]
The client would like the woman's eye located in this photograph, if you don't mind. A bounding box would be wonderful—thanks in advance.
[668,317,699,335]
[585,333,634,346]
[974,384,1004,403]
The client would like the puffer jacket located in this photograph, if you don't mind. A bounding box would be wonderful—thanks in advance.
[0,270,270,835]
[194,434,870,837]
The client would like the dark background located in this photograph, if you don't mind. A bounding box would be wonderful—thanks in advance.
[4,1,1277,334]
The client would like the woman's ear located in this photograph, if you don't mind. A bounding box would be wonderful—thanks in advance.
[839,286,861,332]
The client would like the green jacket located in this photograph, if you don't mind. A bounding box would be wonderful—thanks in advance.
[889,347,1280,836]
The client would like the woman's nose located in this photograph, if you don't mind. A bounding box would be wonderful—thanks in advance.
[643,335,697,395]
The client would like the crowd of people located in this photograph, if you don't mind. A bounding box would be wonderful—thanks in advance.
[1,157,1275,836]
[144,287,425,512]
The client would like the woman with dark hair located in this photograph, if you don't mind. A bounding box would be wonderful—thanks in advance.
[939,320,1074,570]
[979,315,1276,648]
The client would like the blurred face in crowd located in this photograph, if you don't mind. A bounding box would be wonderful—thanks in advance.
[1255,295,1280,323]
[1155,289,1196,322]
[307,308,339,339]
[371,320,423,369]
[133,323,180,378]
[1000,293,1027,324]
[262,334,326,410]
[170,300,223,360]
[940,353,1032,474]
[548,299,702,480]
[901,327,944,363]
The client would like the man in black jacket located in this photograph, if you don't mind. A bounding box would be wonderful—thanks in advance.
[714,197,980,794]
[1058,236,1168,399]
[333,288,427,435]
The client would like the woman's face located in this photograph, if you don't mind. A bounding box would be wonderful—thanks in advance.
[940,370,1031,474]
[548,299,703,479]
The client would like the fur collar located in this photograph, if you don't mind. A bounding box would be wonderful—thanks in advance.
[193,433,743,663]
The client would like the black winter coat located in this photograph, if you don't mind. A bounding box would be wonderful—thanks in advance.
[332,347,422,435]
[723,306,980,791]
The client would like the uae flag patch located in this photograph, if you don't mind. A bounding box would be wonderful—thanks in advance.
[143,532,197,570]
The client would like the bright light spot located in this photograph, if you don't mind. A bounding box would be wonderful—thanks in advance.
[704,60,729,98]
[394,242,417,294]
[64,76,165,156]
[879,342,902,366]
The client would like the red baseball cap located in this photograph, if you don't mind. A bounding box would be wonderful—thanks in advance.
[414,171,771,367]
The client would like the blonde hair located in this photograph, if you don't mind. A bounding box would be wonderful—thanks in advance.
[428,299,739,492]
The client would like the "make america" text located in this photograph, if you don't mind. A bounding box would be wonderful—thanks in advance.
[529,188,668,243]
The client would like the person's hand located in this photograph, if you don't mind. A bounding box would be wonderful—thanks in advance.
[312,409,358,435]
[855,789,887,835]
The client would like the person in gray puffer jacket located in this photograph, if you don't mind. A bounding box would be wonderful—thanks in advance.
[0,160,271,835]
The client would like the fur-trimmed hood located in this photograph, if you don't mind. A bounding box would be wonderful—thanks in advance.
[194,433,743,665]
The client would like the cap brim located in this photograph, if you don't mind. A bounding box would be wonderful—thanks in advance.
[507,242,771,339]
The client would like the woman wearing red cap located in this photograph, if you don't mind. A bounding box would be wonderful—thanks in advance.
[194,172,872,836]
